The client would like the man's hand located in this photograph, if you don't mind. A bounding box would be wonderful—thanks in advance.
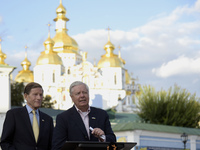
[90,127,105,141]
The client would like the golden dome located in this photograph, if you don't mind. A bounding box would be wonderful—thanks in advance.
[21,56,31,68]
[52,32,79,53]
[36,33,63,65]
[15,47,34,83]
[125,70,131,84]
[97,37,124,68]
[53,0,79,53]
[15,70,34,83]
[0,38,7,65]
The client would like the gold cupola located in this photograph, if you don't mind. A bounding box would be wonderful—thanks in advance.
[97,28,124,68]
[52,0,79,54]
[15,46,34,83]
[118,45,126,65]
[0,38,7,65]
[125,70,131,84]
[36,27,63,65]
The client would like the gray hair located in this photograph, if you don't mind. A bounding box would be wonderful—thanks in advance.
[69,81,89,96]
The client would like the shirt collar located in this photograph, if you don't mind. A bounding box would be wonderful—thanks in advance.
[26,105,39,114]
[74,105,90,113]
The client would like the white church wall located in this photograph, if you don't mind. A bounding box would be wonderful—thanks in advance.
[100,67,123,90]
[0,67,15,113]
[58,53,80,69]
[0,66,15,138]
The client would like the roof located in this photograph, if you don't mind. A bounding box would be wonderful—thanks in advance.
[112,121,200,135]
[110,112,200,136]
[110,112,142,123]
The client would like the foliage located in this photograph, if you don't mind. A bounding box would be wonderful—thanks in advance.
[41,95,54,108]
[11,82,25,106]
[137,85,200,128]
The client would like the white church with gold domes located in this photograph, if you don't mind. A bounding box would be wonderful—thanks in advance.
[13,1,139,111]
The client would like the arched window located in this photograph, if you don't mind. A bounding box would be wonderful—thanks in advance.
[68,68,70,74]
[53,71,55,83]
[114,73,117,85]
[42,73,44,82]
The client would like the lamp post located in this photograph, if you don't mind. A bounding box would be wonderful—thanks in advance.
[181,132,188,150]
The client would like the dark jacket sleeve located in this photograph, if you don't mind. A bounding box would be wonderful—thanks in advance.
[104,111,116,142]
[0,110,16,150]
[90,108,116,142]
[51,113,68,150]
[40,111,54,150]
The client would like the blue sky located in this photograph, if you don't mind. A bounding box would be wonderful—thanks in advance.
[1,0,200,97]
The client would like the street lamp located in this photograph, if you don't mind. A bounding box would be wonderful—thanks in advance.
[181,132,188,150]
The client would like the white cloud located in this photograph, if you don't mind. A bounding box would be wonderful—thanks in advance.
[6,35,14,40]
[0,16,2,24]
[194,0,200,12]
[152,55,200,78]
[73,1,200,97]
[72,1,200,71]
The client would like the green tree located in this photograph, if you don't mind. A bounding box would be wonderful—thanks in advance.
[11,82,25,106]
[137,85,200,128]
[41,95,54,108]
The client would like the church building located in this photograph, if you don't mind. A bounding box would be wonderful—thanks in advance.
[15,0,139,111]
[2,1,199,150]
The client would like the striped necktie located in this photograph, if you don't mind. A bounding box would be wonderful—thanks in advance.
[32,110,39,142]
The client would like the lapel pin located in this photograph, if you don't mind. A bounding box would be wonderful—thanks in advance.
[42,119,45,122]
[92,117,96,119]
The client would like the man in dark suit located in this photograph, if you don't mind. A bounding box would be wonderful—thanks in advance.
[52,81,116,150]
[0,82,54,150]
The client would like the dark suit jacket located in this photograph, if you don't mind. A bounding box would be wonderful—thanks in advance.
[52,105,116,150]
[0,106,54,150]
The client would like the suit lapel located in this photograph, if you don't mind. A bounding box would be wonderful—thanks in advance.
[38,110,44,143]
[20,106,35,141]
[89,107,97,128]
[71,106,88,139]
[89,107,97,137]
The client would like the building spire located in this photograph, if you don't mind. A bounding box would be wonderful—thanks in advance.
[25,45,28,59]
[43,22,55,53]
[52,0,79,53]
[0,38,7,65]
[118,45,126,65]
[103,27,115,57]
[36,22,62,66]
[47,22,51,38]
[54,0,69,25]
[106,26,111,41]
[15,45,34,83]
[118,45,121,58]
[21,45,31,71]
